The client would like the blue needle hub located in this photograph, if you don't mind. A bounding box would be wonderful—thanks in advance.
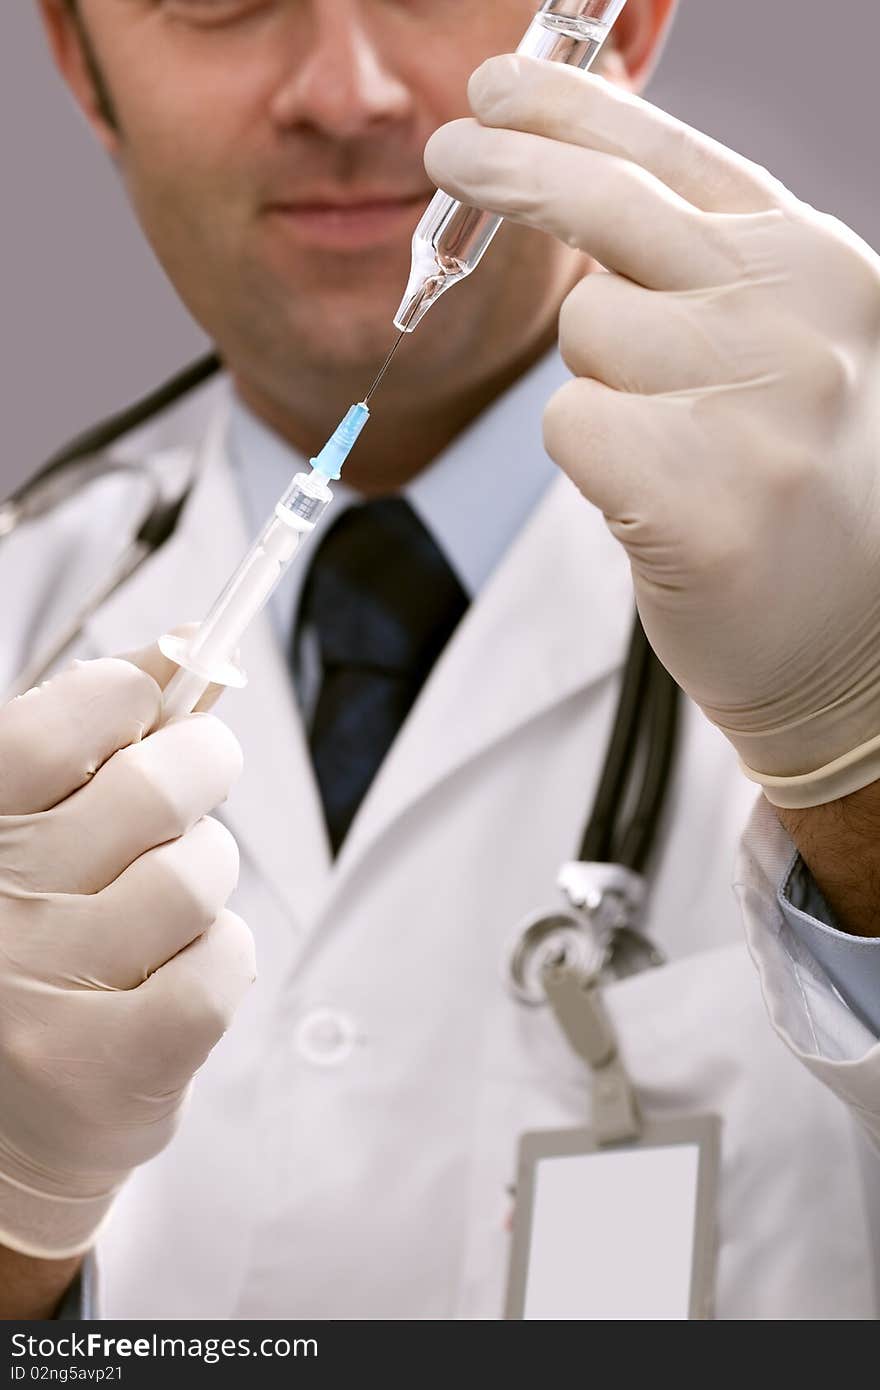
[310,402,371,481]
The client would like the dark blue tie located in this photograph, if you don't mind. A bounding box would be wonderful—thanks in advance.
[296,498,469,854]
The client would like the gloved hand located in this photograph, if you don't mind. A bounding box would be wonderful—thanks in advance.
[426,56,880,808]
[0,651,255,1259]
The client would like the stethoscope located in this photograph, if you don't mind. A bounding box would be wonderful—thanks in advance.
[1,353,221,699]
[2,353,680,1002]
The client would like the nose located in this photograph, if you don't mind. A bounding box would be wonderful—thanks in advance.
[270,1,414,140]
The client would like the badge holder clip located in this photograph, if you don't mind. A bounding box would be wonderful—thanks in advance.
[504,959,720,1320]
[541,960,641,1146]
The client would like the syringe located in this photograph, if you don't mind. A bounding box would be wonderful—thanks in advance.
[159,402,370,721]
[394,0,629,334]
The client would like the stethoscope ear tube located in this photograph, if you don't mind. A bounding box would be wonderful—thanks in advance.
[579,616,679,873]
[1,353,222,698]
[617,647,680,873]
[7,536,154,700]
[2,352,221,512]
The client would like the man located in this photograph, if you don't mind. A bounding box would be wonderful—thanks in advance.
[1,0,879,1319]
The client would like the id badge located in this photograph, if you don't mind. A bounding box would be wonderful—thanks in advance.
[505,1116,720,1320]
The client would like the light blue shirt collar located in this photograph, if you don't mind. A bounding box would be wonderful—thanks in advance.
[226,349,569,647]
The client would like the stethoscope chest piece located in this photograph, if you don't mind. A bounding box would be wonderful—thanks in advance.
[506,861,664,1005]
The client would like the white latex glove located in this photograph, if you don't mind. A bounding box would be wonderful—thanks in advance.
[0,652,255,1259]
[426,56,880,808]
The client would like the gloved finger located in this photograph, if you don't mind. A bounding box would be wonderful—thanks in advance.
[125,909,256,1091]
[467,56,789,216]
[542,375,697,529]
[4,715,243,895]
[20,818,241,992]
[425,119,753,291]
[0,659,161,817]
[120,625,225,714]
[558,273,785,395]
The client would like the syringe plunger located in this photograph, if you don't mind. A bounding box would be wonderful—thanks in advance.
[159,399,374,721]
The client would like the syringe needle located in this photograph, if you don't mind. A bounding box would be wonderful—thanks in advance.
[363,331,405,406]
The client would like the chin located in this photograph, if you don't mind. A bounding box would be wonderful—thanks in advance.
[219,246,406,368]
[284,306,400,369]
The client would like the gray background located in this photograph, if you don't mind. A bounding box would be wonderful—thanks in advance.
[3,0,877,492]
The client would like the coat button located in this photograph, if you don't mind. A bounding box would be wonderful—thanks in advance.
[295,1007,357,1066]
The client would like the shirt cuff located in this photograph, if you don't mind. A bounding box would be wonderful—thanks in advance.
[778,852,880,1039]
[737,794,880,1151]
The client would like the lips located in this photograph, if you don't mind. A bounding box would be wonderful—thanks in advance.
[264,191,432,250]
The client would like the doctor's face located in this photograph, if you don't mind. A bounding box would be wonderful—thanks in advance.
[43,2,661,407]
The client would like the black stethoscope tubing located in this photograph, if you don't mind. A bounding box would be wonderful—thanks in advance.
[2,353,680,877]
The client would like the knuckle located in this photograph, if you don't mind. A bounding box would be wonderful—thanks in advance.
[146,913,255,1061]
[162,714,244,801]
[172,971,238,1052]
[543,378,603,460]
[558,274,649,386]
[763,442,818,502]
[217,910,257,988]
[558,276,598,353]
[163,820,240,926]
[93,656,162,710]
[123,748,191,839]
[192,714,245,789]
[762,326,854,433]
[542,385,570,460]
[184,980,231,1045]
[155,858,217,936]
[201,911,257,1009]
[800,343,854,416]
[544,374,582,426]
[107,716,243,841]
[198,815,241,882]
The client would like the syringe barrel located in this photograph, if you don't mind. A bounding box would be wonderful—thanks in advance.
[394,0,627,334]
[161,471,332,721]
[192,512,309,664]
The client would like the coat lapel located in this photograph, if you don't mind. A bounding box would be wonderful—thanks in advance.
[331,473,634,889]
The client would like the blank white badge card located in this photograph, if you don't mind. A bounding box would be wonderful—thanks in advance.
[505,1118,719,1321]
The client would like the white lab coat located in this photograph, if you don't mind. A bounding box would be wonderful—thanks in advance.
[2,374,879,1320]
